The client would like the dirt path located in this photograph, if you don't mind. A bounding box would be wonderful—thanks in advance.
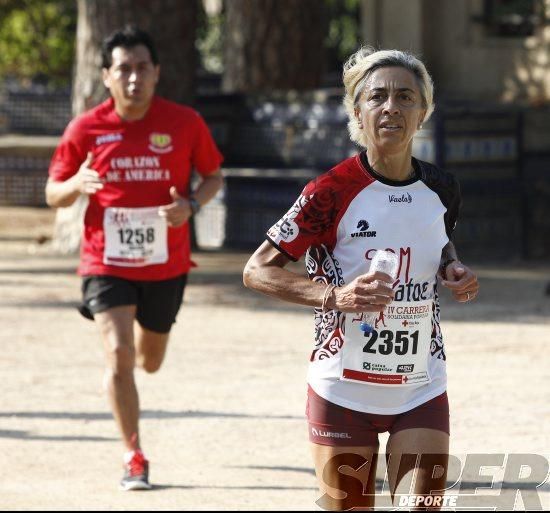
[0,207,549,510]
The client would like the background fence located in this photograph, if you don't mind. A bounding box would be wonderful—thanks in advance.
[0,88,548,260]
[432,106,523,260]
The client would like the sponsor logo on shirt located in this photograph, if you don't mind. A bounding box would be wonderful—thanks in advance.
[389,192,413,204]
[363,362,393,372]
[397,364,414,373]
[148,133,173,154]
[96,133,123,146]
[351,220,377,238]
[268,194,310,244]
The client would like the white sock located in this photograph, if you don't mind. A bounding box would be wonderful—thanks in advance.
[123,449,143,464]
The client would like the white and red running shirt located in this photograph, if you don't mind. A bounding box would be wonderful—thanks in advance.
[267,152,461,414]
[49,96,223,281]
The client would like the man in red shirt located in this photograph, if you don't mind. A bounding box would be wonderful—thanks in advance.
[46,26,223,491]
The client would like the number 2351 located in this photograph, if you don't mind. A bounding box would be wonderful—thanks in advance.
[363,330,419,356]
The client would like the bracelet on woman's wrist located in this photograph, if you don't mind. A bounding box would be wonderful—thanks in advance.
[322,284,336,312]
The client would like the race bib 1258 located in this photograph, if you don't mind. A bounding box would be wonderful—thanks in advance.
[103,206,168,267]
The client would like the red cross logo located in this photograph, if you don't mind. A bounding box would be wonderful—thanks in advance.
[402,320,409,327]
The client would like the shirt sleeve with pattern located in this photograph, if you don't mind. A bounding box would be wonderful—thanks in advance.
[266,162,368,261]
[267,175,340,261]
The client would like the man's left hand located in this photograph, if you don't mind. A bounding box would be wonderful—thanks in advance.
[440,261,479,303]
[158,186,191,227]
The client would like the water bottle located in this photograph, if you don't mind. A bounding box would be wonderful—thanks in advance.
[359,250,399,334]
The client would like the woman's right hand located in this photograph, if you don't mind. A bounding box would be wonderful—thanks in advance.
[330,271,395,313]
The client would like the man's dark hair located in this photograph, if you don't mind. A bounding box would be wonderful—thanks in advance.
[101,25,159,69]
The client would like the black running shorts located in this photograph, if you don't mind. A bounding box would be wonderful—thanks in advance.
[79,274,188,333]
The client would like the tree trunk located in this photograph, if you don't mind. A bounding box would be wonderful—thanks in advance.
[222,0,328,93]
[53,0,199,254]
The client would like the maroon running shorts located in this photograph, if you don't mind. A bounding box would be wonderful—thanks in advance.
[307,385,449,446]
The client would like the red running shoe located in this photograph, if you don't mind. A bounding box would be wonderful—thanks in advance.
[120,449,152,491]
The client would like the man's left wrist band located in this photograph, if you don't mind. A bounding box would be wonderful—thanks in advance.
[189,197,201,215]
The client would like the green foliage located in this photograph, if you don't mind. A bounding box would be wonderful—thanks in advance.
[0,0,76,87]
[196,3,224,74]
[324,0,361,68]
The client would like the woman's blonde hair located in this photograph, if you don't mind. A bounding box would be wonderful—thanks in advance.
[343,46,434,148]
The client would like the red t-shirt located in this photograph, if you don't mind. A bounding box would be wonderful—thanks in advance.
[49,96,223,280]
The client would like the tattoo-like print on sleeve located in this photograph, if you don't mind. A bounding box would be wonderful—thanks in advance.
[307,245,346,362]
